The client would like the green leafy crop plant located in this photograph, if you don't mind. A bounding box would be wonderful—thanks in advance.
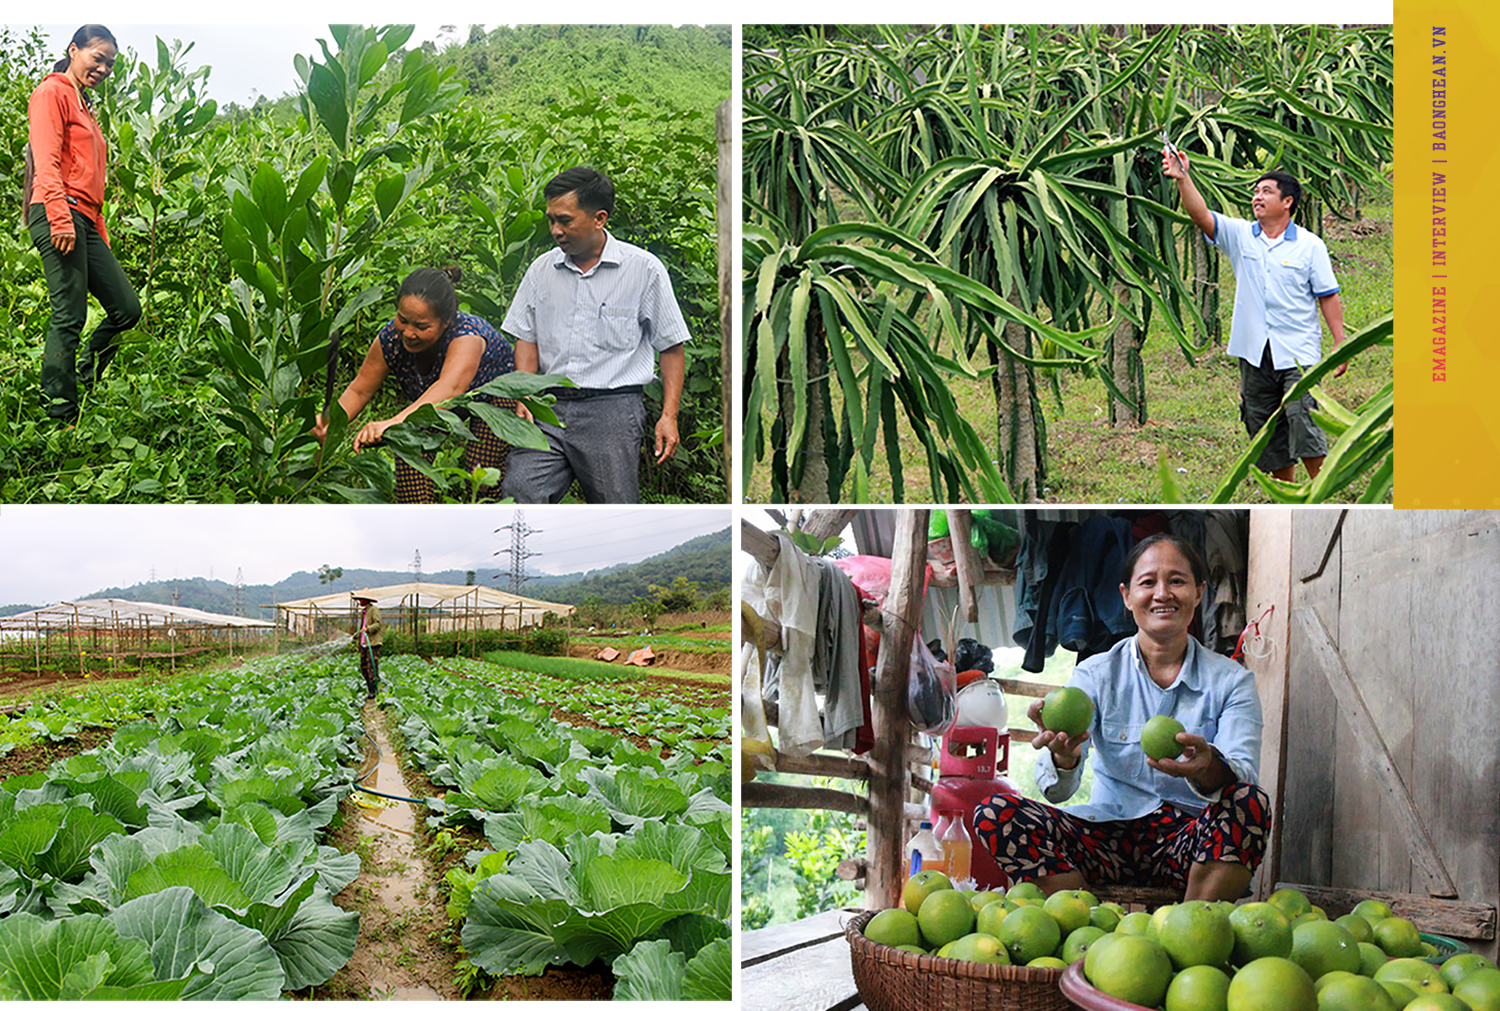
[0,652,376,997]
[375,655,730,992]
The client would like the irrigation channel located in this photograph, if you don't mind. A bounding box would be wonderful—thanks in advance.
[0,644,733,1001]
[343,707,449,1000]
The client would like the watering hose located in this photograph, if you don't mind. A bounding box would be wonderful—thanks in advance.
[352,726,428,805]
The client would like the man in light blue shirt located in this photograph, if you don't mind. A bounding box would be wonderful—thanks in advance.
[501,166,690,503]
[1165,153,1346,483]
[975,535,1270,901]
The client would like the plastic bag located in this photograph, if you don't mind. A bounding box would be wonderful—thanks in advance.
[953,637,994,674]
[907,634,957,734]
[834,554,934,605]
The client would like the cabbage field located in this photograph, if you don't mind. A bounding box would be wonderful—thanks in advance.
[0,648,731,999]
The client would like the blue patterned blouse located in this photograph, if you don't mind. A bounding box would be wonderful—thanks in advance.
[377,311,516,407]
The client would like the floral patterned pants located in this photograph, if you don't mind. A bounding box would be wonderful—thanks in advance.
[973,782,1271,888]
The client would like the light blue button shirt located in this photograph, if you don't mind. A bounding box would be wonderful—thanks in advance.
[502,232,691,390]
[1034,635,1263,822]
[1209,212,1340,370]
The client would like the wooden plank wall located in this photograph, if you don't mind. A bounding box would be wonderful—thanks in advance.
[1279,510,1500,959]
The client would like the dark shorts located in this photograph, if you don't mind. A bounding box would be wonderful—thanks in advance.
[973,782,1271,889]
[1240,345,1327,473]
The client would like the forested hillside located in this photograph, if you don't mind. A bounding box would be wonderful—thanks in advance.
[5,528,730,615]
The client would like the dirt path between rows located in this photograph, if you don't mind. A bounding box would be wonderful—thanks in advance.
[312,705,458,1000]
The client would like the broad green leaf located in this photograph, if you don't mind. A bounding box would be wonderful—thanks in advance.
[0,913,157,999]
[250,163,288,236]
[610,938,685,1000]
[109,886,283,1000]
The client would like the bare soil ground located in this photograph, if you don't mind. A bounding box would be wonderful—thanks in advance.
[0,727,115,779]
[566,643,729,676]
[306,704,614,1001]
[0,667,143,700]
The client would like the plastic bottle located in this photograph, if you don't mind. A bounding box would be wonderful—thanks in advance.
[940,810,974,882]
[906,821,945,879]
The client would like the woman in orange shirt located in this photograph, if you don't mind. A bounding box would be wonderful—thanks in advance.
[26,25,140,424]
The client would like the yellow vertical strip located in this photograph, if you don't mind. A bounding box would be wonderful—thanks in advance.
[1396,8,1500,505]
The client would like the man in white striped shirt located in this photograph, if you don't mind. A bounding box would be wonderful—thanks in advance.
[500,166,690,503]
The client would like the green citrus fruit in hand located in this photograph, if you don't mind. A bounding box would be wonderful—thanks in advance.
[1142,715,1187,759]
[1041,687,1094,738]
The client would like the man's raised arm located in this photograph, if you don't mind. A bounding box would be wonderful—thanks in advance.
[1163,149,1216,241]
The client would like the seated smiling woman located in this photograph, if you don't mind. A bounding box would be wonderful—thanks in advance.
[313,266,517,502]
[974,533,1270,902]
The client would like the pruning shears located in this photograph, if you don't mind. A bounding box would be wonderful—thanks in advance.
[1160,128,1186,174]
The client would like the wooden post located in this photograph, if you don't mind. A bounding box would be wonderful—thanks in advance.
[716,98,732,489]
[1246,509,1294,899]
[947,510,983,624]
[867,509,929,910]
[33,612,41,677]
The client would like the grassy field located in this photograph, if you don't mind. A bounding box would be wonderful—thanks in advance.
[747,199,1392,505]
[573,633,731,655]
[481,650,648,682]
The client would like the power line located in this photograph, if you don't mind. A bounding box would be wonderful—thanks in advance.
[494,512,542,593]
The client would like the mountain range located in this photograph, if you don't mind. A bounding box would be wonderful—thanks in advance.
[1,527,730,617]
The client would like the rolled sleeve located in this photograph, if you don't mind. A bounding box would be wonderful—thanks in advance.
[1036,746,1086,804]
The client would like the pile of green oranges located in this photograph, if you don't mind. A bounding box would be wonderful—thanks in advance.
[862,877,1500,1011]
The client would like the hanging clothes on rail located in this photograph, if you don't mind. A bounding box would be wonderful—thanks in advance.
[1012,515,1137,672]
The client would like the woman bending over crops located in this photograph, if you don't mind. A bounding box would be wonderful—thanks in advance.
[312,265,517,502]
[974,534,1270,902]
[26,24,141,424]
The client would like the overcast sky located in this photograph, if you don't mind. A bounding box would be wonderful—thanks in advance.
[16,23,489,107]
[0,505,730,606]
